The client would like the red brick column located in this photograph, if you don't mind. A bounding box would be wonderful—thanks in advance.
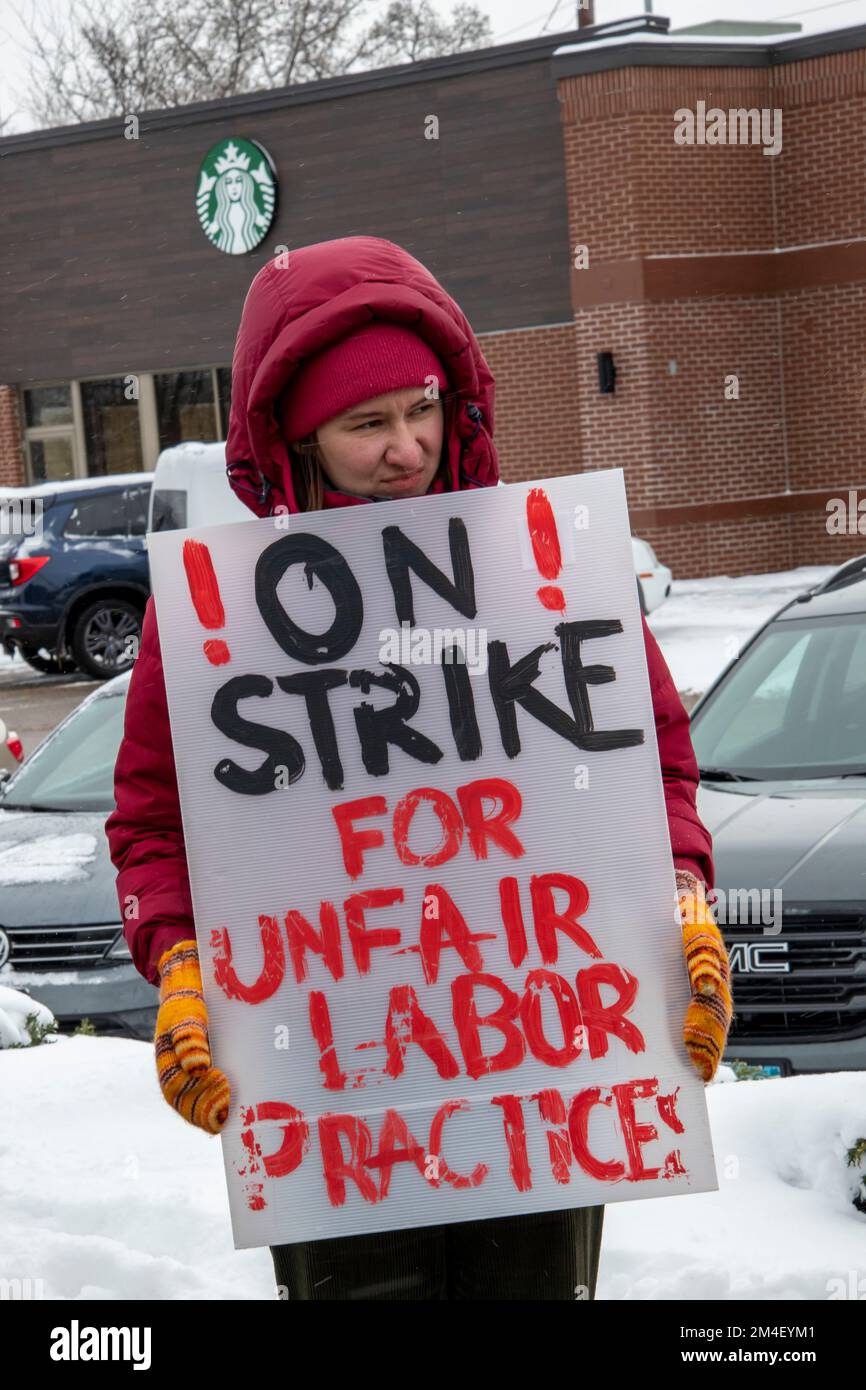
[0,386,26,486]
[556,54,866,579]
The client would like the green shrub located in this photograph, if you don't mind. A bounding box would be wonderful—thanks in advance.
[846,1138,866,1214]
[727,1059,777,1081]
[6,1011,60,1048]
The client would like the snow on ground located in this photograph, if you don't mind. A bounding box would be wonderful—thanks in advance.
[647,565,836,698]
[600,1070,866,1300]
[0,1035,862,1300]
[0,645,25,675]
[1,1035,272,1300]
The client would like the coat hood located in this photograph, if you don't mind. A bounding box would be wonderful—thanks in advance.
[225,235,500,517]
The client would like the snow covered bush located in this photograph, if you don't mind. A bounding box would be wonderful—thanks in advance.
[712,1063,738,1084]
[0,985,59,1048]
[727,1059,779,1081]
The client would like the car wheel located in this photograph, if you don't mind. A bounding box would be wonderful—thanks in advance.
[20,648,79,676]
[71,600,142,680]
[637,578,648,615]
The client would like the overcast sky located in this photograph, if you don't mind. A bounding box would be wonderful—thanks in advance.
[2,0,866,135]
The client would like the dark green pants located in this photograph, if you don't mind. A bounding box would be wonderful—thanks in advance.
[270,1204,605,1300]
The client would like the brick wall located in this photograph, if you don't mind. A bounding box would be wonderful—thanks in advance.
[0,386,25,486]
[477,323,584,483]
[557,51,866,579]
[559,66,777,258]
[640,511,866,581]
[642,513,791,578]
[788,507,866,567]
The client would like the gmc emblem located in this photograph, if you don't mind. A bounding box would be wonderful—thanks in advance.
[728,940,790,974]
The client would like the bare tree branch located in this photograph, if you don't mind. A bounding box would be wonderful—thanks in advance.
[8,0,492,131]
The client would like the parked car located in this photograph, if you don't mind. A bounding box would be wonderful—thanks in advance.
[689,553,866,1075]
[0,671,158,1039]
[0,474,152,680]
[632,536,672,614]
[149,441,247,532]
[0,715,24,774]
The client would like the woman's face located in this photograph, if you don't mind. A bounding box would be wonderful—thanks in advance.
[224,170,244,201]
[310,388,444,500]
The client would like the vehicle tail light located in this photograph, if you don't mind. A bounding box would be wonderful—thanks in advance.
[9,555,50,586]
[6,734,23,762]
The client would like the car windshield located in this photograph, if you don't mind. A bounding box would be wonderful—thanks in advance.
[690,611,866,779]
[0,686,126,811]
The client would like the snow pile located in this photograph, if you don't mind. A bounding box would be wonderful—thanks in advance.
[600,1071,866,1300]
[0,984,57,1048]
[0,832,97,884]
[712,1062,738,1084]
[648,565,836,697]
[0,1035,271,1299]
[0,1035,862,1299]
[0,646,23,674]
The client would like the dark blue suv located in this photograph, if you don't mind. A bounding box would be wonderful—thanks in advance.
[0,474,152,680]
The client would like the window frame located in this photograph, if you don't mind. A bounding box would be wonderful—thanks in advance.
[61,487,134,541]
[690,610,866,779]
[21,364,231,485]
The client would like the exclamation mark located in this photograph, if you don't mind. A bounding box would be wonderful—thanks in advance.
[526,488,566,613]
[182,538,231,665]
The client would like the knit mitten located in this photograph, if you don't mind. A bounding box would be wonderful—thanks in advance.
[155,939,231,1134]
[677,870,733,1083]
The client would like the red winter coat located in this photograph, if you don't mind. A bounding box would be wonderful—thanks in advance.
[105,236,714,987]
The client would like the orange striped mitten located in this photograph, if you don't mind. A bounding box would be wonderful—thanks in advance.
[677,871,733,1083]
[154,939,231,1134]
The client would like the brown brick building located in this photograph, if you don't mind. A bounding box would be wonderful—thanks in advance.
[2,15,865,577]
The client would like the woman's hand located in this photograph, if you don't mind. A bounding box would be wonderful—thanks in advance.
[677,872,733,1083]
[154,939,231,1134]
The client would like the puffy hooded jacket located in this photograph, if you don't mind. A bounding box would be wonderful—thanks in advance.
[105,235,714,987]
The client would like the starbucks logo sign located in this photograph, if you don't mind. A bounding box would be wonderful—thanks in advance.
[196,137,277,255]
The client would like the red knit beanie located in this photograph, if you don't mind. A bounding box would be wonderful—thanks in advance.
[277,321,450,443]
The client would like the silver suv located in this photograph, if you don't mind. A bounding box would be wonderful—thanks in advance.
[689,555,866,1075]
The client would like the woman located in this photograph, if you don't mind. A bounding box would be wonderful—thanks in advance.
[105,235,732,1301]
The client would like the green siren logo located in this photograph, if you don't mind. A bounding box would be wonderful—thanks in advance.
[196,138,277,254]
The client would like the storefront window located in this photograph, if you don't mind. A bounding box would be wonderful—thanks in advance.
[20,367,228,483]
[80,377,143,476]
[155,370,217,448]
[216,366,232,438]
[28,436,76,483]
[23,384,74,428]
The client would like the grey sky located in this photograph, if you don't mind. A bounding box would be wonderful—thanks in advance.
[2,0,865,135]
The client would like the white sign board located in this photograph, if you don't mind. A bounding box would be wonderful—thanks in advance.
[147,468,717,1249]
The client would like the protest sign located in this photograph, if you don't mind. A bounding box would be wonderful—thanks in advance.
[147,467,718,1248]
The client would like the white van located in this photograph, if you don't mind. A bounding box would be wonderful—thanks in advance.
[147,442,671,613]
[148,442,247,533]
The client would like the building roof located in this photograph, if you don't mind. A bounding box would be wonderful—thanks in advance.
[3,14,866,156]
[0,27,583,155]
[552,18,866,75]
